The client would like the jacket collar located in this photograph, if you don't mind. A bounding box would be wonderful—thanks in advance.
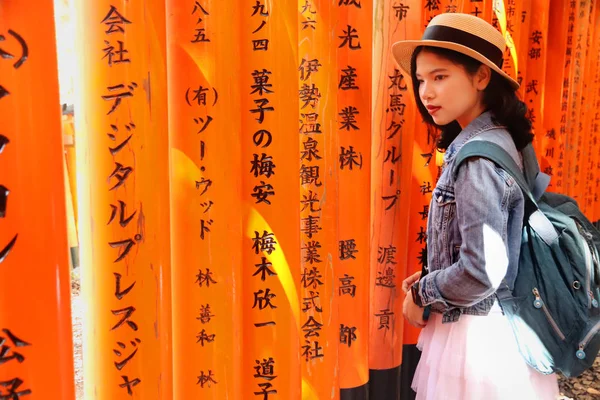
[443,111,498,164]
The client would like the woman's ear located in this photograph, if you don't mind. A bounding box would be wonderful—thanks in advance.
[476,64,492,91]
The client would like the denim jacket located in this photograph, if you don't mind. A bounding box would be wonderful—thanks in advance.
[417,111,525,323]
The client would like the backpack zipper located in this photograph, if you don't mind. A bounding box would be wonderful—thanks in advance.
[576,222,596,308]
[532,288,566,341]
[576,319,600,360]
[583,236,594,308]
[592,239,600,286]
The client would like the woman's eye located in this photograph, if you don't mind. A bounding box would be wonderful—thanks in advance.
[417,79,424,84]
[434,75,446,81]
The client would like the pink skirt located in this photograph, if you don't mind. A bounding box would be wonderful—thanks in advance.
[412,305,560,400]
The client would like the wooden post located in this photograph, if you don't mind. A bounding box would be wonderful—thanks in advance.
[524,0,549,156]
[335,0,373,397]
[0,0,75,398]
[240,1,302,398]
[297,1,341,398]
[370,0,426,398]
[541,0,569,194]
[74,1,172,398]
[167,0,243,398]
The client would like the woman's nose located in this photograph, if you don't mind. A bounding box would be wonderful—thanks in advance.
[420,83,433,102]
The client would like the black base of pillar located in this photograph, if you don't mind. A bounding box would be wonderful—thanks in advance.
[367,344,421,399]
[341,382,369,400]
[400,344,421,400]
[368,365,400,400]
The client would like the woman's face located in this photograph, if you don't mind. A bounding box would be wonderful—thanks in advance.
[415,49,488,128]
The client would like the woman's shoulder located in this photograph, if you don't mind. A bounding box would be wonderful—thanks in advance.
[468,127,523,169]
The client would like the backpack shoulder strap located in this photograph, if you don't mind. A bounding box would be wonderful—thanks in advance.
[452,140,537,206]
[521,143,551,200]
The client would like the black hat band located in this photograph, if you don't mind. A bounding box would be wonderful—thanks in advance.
[422,25,504,68]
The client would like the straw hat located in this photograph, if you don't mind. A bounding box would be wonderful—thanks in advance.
[391,13,519,90]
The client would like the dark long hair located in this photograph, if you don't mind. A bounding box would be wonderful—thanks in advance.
[410,46,533,151]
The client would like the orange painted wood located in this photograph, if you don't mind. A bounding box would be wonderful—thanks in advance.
[240,1,302,398]
[336,0,373,390]
[74,1,172,398]
[0,0,75,399]
[298,0,340,398]
[167,0,243,398]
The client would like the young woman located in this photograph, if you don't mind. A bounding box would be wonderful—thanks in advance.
[392,13,559,399]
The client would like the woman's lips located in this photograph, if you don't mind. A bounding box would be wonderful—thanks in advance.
[427,106,441,115]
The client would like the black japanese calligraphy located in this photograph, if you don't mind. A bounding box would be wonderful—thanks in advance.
[196,329,216,346]
[102,82,137,115]
[0,329,30,366]
[338,25,361,50]
[113,338,141,370]
[252,288,277,310]
[196,268,217,287]
[0,30,29,69]
[0,378,31,399]
[253,257,277,281]
[339,239,358,261]
[101,6,131,34]
[339,324,357,347]
[302,291,323,313]
[114,273,136,300]
[197,371,218,388]
[375,309,394,330]
[108,201,136,227]
[301,266,324,289]
[339,274,356,297]
[252,231,277,255]
[197,305,215,324]
[111,306,138,331]
[108,234,142,263]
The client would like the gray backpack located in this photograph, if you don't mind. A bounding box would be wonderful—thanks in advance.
[454,141,600,378]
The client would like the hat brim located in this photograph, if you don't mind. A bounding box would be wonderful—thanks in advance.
[391,40,520,90]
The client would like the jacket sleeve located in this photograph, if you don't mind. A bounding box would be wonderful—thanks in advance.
[417,157,518,313]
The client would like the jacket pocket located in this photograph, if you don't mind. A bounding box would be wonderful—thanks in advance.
[431,185,458,266]
[432,185,457,226]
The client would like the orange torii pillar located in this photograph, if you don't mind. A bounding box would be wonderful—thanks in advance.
[590,4,600,225]
[553,0,577,194]
[298,0,340,398]
[167,0,243,398]
[400,1,445,399]
[563,0,592,199]
[336,0,372,398]
[541,0,569,194]
[240,1,302,398]
[0,0,75,399]
[370,0,415,398]
[514,0,533,95]
[493,0,519,85]
[523,0,549,155]
[74,1,172,398]
[459,0,494,22]
[577,2,599,217]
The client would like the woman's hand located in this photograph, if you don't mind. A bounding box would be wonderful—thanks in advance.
[402,271,422,293]
[403,289,427,328]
